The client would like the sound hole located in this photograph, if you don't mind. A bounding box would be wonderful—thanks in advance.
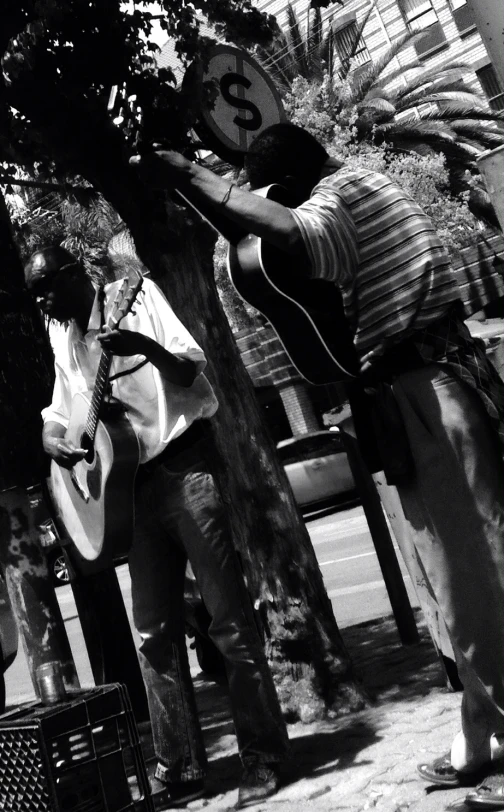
[87,453,102,501]
[80,432,95,465]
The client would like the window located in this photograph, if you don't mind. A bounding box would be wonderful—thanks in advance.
[399,0,438,31]
[398,0,448,56]
[476,65,504,111]
[333,21,371,70]
[449,0,476,36]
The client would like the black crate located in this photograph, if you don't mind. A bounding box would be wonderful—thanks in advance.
[0,684,154,812]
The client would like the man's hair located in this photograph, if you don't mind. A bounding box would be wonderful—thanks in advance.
[244,123,329,189]
[25,245,81,280]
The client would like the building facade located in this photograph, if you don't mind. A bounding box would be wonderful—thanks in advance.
[254,0,504,110]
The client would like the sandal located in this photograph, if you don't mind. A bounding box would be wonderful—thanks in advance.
[417,753,487,788]
[465,773,504,809]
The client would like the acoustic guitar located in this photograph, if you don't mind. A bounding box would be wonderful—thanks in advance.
[48,269,143,563]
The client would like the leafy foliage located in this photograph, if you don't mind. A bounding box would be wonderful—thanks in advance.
[0,1,278,182]
[286,75,490,258]
[7,178,121,282]
[259,8,504,228]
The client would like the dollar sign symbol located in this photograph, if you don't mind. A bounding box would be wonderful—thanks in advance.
[219,73,263,132]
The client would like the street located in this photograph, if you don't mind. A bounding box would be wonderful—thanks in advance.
[4,504,418,708]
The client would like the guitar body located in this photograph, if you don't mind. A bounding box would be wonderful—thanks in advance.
[49,392,140,562]
[227,185,359,385]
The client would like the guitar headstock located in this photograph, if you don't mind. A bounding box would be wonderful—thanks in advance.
[108,84,145,152]
[108,268,144,330]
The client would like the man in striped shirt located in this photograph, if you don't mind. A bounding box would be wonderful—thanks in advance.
[132,123,504,808]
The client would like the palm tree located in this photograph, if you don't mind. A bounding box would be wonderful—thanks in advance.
[333,33,504,224]
[259,10,504,225]
[257,4,331,91]
[258,2,372,92]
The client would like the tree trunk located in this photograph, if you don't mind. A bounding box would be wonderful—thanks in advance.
[0,190,54,491]
[0,190,80,697]
[122,207,366,721]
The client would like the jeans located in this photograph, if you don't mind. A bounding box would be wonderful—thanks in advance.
[128,439,289,782]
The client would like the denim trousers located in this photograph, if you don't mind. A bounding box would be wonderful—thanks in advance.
[128,439,289,782]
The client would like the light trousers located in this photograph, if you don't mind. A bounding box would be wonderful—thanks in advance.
[393,365,504,768]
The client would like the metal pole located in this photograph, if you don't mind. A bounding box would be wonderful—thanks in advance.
[68,562,150,723]
[0,486,80,697]
[338,429,419,645]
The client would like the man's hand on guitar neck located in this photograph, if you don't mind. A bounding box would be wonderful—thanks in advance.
[129,149,307,258]
[43,422,87,470]
[97,328,198,388]
[97,327,148,357]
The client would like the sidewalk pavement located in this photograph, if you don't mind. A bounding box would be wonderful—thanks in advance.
[141,610,480,812]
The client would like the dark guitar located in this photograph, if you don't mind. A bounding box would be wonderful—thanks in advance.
[109,86,359,386]
[227,184,358,385]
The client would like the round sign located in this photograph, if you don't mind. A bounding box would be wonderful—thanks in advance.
[192,44,286,165]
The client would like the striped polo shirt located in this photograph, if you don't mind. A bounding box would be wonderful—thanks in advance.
[289,167,460,363]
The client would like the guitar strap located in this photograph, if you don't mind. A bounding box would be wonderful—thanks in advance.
[98,283,149,386]
[109,360,149,383]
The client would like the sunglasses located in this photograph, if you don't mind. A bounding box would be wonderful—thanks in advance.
[29,262,79,299]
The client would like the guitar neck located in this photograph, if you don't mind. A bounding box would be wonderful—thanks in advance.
[85,350,113,441]
[173,187,246,246]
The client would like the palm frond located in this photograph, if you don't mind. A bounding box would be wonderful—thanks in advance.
[378,120,457,140]
[286,3,308,77]
[418,107,504,126]
[358,97,396,114]
[449,123,504,149]
[382,127,481,165]
[308,5,323,53]
[388,62,472,101]
[369,59,423,90]
[320,25,336,81]
[453,134,495,152]
[338,0,377,82]
[347,31,423,107]
[394,89,486,114]
[306,7,325,82]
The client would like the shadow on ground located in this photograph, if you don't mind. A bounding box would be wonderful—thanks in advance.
[140,609,456,808]
[183,611,451,785]
[342,610,449,703]
[199,720,381,799]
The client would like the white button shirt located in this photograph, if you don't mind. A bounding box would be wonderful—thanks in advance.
[42,277,218,463]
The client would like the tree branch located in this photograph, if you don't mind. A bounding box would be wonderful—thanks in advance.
[0,176,87,192]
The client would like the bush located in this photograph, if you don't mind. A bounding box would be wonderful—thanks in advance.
[285,76,490,259]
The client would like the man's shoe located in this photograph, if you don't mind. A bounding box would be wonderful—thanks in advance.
[235,765,281,809]
[465,772,504,809]
[150,775,205,810]
[417,752,487,788]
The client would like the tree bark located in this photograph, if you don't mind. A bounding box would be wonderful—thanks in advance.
[0,190,80,698]
[0,190,54,491]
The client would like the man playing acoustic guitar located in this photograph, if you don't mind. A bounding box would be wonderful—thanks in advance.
[24,245,289,810]
[130,122,504,810]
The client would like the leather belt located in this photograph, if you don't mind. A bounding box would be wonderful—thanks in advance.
[140,419,209,478]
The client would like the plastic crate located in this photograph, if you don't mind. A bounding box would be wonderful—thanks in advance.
[0,683,154,812]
